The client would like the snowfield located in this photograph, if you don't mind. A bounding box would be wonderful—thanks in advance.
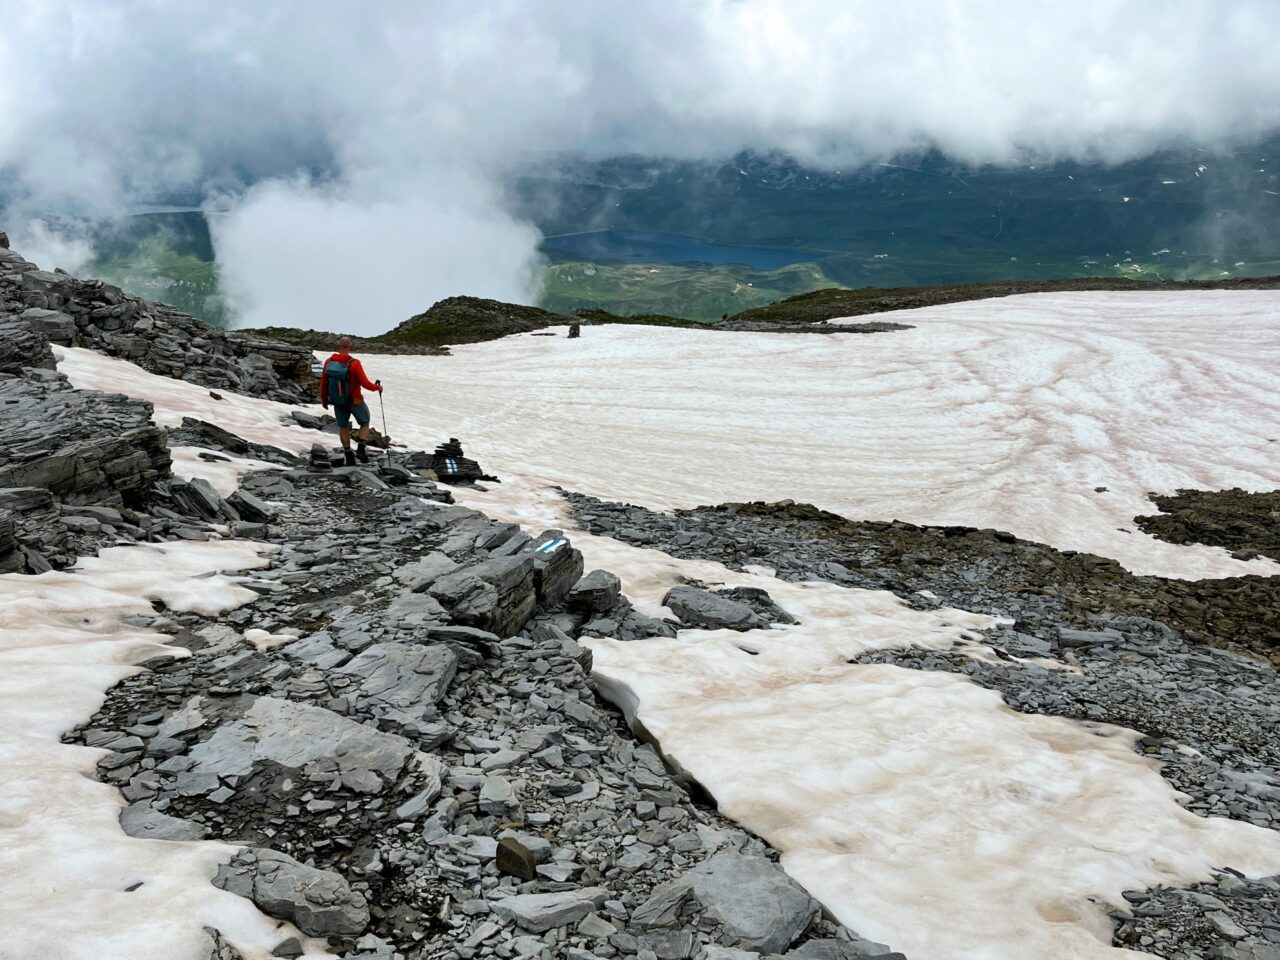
[373,290,1280,580]
[37,290,1280,959]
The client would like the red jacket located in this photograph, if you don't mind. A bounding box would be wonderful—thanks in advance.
[319,353,381,406]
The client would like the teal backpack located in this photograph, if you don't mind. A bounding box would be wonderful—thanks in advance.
[324,357,353,404]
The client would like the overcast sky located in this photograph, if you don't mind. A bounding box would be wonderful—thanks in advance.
[3,0,1279,331]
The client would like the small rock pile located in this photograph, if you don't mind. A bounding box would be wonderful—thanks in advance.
[407,439,498,485]
[1110,872,1280,960]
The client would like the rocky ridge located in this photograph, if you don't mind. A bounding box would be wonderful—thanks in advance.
[726,275,1280,326]
[0,237,314,402]
[241,297,912,356]
[1136,488,1280,563]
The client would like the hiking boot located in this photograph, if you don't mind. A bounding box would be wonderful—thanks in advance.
[356,442,369,464]
[343,448,356,467]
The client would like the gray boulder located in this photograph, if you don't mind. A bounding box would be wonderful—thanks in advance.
[662,586,770,632]
[525,530,585,606]
[715,587,797,625]
[213,848,369,937]
[429,555,536,637]
[19,308,75,346]
[290,409,327,430]
[170,477,237,523]
[0,314,55,374]
[566,569,622,614]
[631,852,818,953]
[227,489,276,523]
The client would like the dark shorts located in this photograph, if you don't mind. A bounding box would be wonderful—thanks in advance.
[333,400,371,430]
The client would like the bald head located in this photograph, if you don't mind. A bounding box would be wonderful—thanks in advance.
[337,336,352,352]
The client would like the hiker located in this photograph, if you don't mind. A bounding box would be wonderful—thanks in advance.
[319,336,383,465]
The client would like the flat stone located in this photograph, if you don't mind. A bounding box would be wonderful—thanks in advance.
[384,591,449,628]
[491,890,596,932]
[337,642,457,712]
[631,851,818,953]
[1209,911,1248,941]
[662,586,769,632]
[119,801,208,841]
[392,551,459,591]
[577,913,617,938]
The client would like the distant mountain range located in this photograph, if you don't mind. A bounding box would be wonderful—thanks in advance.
[77,137,1280,326]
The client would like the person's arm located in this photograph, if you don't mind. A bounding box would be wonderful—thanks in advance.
[353,359,381,392]
[319,363,329,406]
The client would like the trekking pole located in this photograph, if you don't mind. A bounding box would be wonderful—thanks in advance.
[376,380,388,443]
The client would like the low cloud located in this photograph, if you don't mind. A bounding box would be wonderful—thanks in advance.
[2,0,1279,332]
[210,175,545,334]
[7,219,94,276]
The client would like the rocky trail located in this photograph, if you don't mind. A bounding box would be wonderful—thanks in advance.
[68,433,884,960]
[0,238,901,959]
[1,372,892,957]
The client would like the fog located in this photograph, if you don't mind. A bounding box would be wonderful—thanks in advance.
[2,1,1279,331]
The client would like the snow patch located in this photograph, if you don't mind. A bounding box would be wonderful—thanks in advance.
[444,474,1280,959]
[0,540,333,960]
[170,446,284,497]
[54,346,320,452]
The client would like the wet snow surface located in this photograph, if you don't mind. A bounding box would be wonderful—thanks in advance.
[41,290,1280,958]
[376,290,1280,581]
[0,541,299,960]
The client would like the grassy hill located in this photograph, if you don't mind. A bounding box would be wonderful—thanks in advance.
[87,235,228,327]
[540,259,843,321]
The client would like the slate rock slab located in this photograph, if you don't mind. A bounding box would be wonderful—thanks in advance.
[567,569,622,614]
[185,696,415,794]
[119,801,209,841]
[492,889,598,932]
[662,586,770,632]
[213,847,369,937]
[632,851,818,953]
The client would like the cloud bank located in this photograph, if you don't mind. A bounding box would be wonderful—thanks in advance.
[2,0,1279,331]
